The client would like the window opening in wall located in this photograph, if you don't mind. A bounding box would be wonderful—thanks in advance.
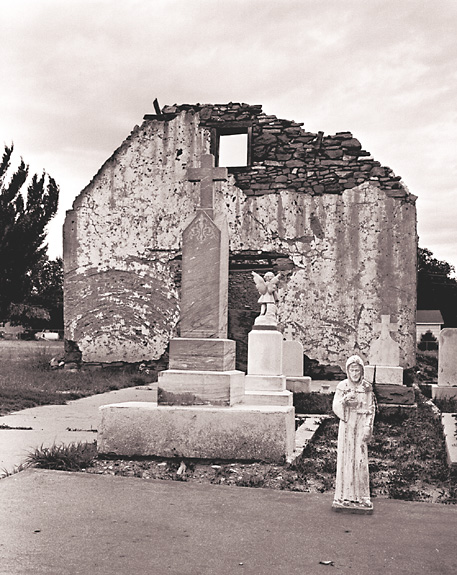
[211,124,252,168]
[218,133,248,167]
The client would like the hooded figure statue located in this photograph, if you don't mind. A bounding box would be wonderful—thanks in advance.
[332,355,375,514]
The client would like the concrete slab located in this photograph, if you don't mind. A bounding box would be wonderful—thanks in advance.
[0,385,157,476]
[442,413,457,471]
[98,402,295,462]
[1,469,457,575]
[289,415,330,462]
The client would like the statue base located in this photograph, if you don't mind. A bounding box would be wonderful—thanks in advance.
[332,500,373,515]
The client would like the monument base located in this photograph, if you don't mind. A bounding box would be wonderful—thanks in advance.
[169,338,235,371]
[364,365,403,386]
[243,374,292,406]
[332,501,373,515]
[158,369,244,406]
[431,385,457,400]
[243,390,293,406]
[286,376,312,394]
[374,384,415,406]
[98,402,295,463]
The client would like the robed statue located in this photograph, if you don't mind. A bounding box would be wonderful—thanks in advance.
[332,354,375,514]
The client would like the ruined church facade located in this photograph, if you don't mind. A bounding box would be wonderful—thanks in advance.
[64,103,417,370]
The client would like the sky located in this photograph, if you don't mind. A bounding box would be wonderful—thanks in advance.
[1,0,456,272]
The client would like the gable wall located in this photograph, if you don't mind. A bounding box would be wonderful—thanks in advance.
[64,104,417,368]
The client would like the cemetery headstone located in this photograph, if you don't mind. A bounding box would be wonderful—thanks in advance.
[364,315,403,386]
[432,328,457,400]
[282,324,311,393]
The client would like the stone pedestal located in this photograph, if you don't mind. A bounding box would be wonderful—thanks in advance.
[332,501,373,515]
[158,369,244,406]
[159,337,243,406]
[364,365,404,386]
[98,403,295,463]
[243,327,293,406]
[169,338,235,371]
[247,329,283,375]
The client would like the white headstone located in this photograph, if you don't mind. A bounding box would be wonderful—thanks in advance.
[369,315,400,367]
[438,328,457,387]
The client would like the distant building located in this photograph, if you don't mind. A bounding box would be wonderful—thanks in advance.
[416,310,443,342]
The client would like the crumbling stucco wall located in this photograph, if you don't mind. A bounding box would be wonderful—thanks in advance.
[64,103,417,368]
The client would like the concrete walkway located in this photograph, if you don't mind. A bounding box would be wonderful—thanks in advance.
[1,385,456,574]
[0,382,334,475]
[0,385,157,475]
[1,469,457,575]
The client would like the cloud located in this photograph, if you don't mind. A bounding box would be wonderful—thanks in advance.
[0,0,456,269]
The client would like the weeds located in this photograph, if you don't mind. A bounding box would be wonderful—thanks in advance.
[26,441,98,471]
[293,392,334,414]
[1,462,30,479]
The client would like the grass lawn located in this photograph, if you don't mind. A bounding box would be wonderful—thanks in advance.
[0,341,153,415]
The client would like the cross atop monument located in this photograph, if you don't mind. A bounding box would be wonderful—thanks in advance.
[187,154,227,217]
[369,314,400,367]
[374,315,398,338]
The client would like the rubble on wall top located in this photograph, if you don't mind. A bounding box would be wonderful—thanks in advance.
[143,102,413,201]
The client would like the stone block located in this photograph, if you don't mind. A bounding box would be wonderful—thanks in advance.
[169,338,236,371]
[438,328,457,387]
[242,391,293,407]
[374,384,415,405]
[364,365,403,385]
[282,340,304,377]
[247,330,283,376]
[158,370,244,406]
[286,376,312,393]
[245,374,286,392]
[441,413,457,471]
[431,385,457,400]
[98,402,295,463]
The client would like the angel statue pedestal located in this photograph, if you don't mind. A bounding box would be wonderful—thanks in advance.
[243,272,293,407]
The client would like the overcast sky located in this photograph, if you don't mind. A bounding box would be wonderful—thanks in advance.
[1,0,456,272]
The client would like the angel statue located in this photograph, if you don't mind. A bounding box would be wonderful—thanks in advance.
[252,271,280,324]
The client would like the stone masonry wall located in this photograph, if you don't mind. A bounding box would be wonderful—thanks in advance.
[64,103,417,369]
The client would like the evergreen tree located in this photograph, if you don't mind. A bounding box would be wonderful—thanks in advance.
[0,144,59,323]
[417,247,457,327]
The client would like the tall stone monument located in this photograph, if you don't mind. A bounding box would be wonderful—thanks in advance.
[158,154,244,405]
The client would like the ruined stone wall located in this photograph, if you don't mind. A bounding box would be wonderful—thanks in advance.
[64,103,417,369]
